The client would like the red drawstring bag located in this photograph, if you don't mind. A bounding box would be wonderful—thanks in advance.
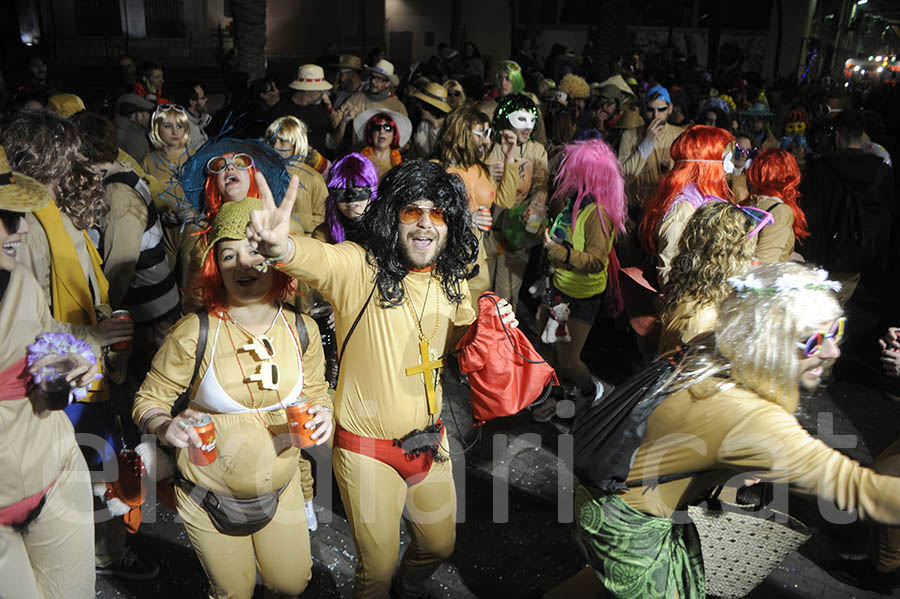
[456,292,559,426]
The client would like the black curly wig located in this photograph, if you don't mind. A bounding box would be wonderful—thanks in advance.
[362,160,477,308]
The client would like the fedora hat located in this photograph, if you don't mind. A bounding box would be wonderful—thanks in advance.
[364,59,400,87]
[332,54,362,71]
[353,109,412,147]
[0,145,51,214]
[289,64,333,92]
[410,82,451,114]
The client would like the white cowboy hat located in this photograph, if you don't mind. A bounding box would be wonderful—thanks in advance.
[353,108,412,147]
[288,64,333,92]
[364,59,400,87]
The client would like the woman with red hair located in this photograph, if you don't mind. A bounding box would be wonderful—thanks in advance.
[132,197,332,599]
[638,125,735,284]
[744,148,808,263]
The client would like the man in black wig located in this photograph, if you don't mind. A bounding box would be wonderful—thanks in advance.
[246,159,516,598]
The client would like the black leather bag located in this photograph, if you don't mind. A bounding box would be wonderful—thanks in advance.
[177,476,285,536]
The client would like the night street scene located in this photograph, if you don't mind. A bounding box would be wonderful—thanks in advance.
[1,0,900,598]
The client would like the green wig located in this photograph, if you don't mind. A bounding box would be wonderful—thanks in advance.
[496,60,525,95]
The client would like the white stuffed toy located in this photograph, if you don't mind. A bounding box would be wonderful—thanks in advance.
[541,299,572,344]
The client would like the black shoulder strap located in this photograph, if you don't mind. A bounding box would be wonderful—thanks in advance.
[171,309,209,416]
[283,303,309,354]
[337,283,376,371]
[103,170,141,189]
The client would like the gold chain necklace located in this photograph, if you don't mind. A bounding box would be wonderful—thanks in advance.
[402,276,440,342]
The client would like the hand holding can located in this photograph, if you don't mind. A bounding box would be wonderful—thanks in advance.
[286,402,316,448]
[186,414,218,465]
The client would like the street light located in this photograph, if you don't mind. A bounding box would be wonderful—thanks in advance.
[857,0,868,5]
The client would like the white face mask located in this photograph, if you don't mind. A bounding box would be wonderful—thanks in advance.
[507,109,536,130]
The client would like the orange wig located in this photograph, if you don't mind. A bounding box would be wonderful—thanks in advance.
[203,162,262,222]
[639,125,735,254]
[747,149,808,240]
[195,246,294,316]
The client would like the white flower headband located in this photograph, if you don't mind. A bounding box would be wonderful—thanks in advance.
[727,268,842,296]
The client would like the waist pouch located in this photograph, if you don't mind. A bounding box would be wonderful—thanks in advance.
[176,476,286,536]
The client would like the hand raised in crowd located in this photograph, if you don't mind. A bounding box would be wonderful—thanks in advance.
[320,91,332,111]
[500,129,518,157]
[247,171,300,260]
[879,327,900,378]
[305,405,334,445]
[645,116,666,143]
[160,408,204,448]
[95,316,135,348]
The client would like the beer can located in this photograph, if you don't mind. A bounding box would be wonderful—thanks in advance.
[286,402,316,449]
[187,414,218,466]
[110,309,132,351]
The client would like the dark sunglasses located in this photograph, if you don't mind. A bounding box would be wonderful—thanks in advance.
[448,90,462,97]
[797,317,846,357]
[373,123,395,133]
[0,210,23,234]
[399,204,446,226]
[646,105,669,113]
[207,153,255,174]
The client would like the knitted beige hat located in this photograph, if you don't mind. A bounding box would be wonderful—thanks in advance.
[203,197,263,261]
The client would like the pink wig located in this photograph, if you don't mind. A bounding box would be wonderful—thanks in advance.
[551,138,626,237]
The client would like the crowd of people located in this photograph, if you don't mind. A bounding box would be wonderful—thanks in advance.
[1,38,899,599]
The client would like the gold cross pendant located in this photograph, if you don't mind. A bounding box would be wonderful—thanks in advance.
[405,339,445,415]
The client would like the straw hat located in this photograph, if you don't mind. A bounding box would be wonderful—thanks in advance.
[611,107,645,130]
[364,59,400,87]
[353,108,412,147]
[0,145,51,213]
[204,197,263,261]
[288,64,333,92]
[332,54,362,71]
[410,82,451,114]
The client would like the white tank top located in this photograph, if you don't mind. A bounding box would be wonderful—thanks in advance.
[192,310,304,414]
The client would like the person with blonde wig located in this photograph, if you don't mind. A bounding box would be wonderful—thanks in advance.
[572,262,900,599]
[443,79,466,109]
[744,148,808,263]
[265,116,329,237]
[141,104,193,289]
[657,200,768,353]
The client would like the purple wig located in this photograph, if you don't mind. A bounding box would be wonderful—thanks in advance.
[325,153,379,243]
[551,138,626,237]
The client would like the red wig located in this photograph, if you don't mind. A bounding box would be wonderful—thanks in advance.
[746,148,808,240]
[639,125,735,254]
[195,245,295,316]
[365,113,400,149]
[203,161,262,222]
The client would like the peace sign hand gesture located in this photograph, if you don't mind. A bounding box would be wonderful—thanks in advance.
[247,171,300,260]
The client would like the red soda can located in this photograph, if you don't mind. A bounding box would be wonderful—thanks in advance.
[110,309,132,351]
[187,414,218,465]
[286,402,316,449]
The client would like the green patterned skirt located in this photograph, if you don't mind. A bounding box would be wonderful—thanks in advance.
[574,485,705,599]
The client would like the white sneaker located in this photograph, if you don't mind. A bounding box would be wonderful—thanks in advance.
[305,500,318,532]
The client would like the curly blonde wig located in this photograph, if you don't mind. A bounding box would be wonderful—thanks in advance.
[559,73,590,100]
[148,107,190,149]
[659,201,756,325]
[265,115,309,159]
[0,110,107,230]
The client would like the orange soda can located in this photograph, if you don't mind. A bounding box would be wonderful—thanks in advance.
[187,414,217,465]
[286,402,316,449]
[110,310,132,351]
